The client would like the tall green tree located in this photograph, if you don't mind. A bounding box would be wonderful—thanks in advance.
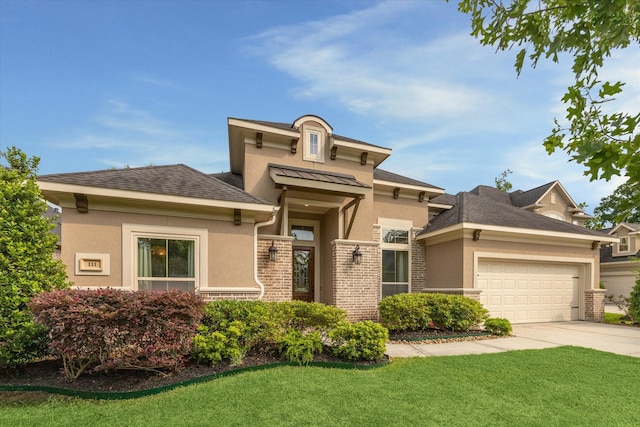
[455,0,640,221]
[0,146,69,366]
[591,180,640,228]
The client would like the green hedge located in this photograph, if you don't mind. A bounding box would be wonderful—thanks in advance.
[194,300,386,365]
[379,293,489,332]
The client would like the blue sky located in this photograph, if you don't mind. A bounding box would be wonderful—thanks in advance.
[1,0,637,212]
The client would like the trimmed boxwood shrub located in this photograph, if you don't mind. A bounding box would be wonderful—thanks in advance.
[484,317,512,336]
[379,293,489,332]
[279,329,323,364]
[328,321,388,362]
[29,289,203,380]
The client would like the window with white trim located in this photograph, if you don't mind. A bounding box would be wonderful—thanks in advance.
[381,228,410,298]
[122,224,207,291]
[303,128,324,162]
[137,237,195,291]
[619,236,629,252]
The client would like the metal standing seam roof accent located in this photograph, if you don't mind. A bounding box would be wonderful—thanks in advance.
[268,164,371,189]
[38,164,271,205]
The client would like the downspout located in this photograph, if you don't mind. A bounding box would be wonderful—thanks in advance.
[254,207,280,299]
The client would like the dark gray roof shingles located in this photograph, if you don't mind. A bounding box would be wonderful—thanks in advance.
[374,169,443,190]
[38,164,270,205]
[420,191,605,237]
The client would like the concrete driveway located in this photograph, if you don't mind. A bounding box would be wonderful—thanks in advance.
[386,321,640,358]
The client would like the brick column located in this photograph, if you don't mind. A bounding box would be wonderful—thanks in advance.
[332,240,380,321]
[258,236,293,302]
[585,289,606,322]
[411,228,427,293]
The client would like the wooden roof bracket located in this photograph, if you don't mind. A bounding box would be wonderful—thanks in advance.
[342,195,363,239]
[291,138,299,154]
[360,152,368,165]
[256,132,263,148]
[74,193,88,213]
[330,145,337,160]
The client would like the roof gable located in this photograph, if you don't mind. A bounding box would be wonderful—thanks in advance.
[510,181,578,209]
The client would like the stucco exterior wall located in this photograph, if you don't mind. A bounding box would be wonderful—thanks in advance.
[373,194,430,229]
[61,208,256,289]
[424,239,464,288]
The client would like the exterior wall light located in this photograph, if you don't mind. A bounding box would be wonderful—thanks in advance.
[352,245,362,265]
[268,240,278,262]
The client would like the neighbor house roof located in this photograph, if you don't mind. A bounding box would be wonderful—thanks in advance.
[419,191,606,238]
[38,164,270,205]
[600,245,640,263]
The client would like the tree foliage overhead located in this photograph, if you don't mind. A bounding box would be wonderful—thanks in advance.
[455,0,640,221]
[1,146,69,366]
[591,180,640,228]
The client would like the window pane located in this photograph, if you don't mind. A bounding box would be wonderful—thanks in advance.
[291,225,314,241]
[150,239,167,277]
[168,240,194,277]
[382,250,409,283]
[382,250,396,282]
[382,284,408,299]
[138,280,195,291]
[382,229,409,244]
[309,133,318,155]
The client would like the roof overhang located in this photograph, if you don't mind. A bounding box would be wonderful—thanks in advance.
[331,137,391,168]
[38,181,275,213]
[374,178,444,200]
[417,222,619,247]
[609,223,640,235]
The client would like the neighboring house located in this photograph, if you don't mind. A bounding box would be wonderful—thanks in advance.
[600,223,640,299]
[37,114,616,323]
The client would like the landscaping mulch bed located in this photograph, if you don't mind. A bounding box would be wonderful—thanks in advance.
[1,329,498,403]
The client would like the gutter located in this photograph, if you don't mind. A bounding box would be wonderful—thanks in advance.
[254,207,279,299]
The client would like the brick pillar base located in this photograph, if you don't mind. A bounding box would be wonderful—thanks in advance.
[258,236,293,302]
[332,240,380,321]
[585,289,606,322]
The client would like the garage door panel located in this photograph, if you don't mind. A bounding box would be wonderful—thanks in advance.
[477,260,580,324]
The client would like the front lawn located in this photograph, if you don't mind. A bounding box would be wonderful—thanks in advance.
[2,346,639,426]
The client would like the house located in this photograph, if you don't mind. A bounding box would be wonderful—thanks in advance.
[600,223,640,299]
[37,114,616,323]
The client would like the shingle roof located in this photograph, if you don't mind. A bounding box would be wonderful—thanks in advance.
[430,193,456,206]
[211,172,244,190]
[38,164,270,205]
[419,191,605,237]
[599,245,640,263]
[510,181,555,207]
[374,169,443,190]
[268,164,370,189]
[469,185,512,205]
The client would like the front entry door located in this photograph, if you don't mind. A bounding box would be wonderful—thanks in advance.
[293,246,314,302]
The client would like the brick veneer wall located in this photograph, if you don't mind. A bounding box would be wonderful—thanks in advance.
[332,240,380,321]
[258,236,293,302]
[584,289,606,322]
[411,228,427,293]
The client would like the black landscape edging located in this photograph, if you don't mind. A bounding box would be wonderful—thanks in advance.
[0,359,390,400]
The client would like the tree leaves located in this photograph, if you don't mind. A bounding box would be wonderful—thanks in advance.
[454,0,640,222]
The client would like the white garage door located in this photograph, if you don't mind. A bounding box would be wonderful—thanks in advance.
[477,260,580,323]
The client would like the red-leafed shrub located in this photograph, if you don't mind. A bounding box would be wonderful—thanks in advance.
[29,288,203,380]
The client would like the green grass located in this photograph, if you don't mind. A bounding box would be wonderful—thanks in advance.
[2,346,639,426]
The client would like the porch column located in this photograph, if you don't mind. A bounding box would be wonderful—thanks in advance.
[584,289,606,322]
[331,240,380,321]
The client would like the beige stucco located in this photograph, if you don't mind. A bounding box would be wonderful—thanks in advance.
[373,194,430,229]
[61,208,256,290]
